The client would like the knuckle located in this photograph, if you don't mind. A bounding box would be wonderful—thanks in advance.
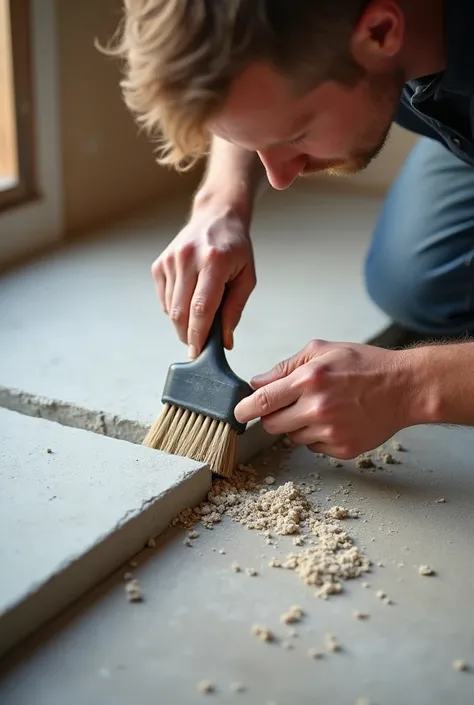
[175,242,194,264]
[313,361,330,380]
[204,245,225,264]
[304,398,330,426]
[164,252,175,268]
[322,425,339,445]
[187,325,202,344]
[151,258,162,280]
[191,296,209,318]
[302,363,330,392]
[297,368,314,389]
[306,338,326,357]
[169,305,185,324]
[255,387,272,413]
[274,359,290,379]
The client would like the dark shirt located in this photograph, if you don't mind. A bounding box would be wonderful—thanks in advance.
[395,0,474,166]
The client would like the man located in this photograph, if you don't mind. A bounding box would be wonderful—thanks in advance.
[112,0,474,458]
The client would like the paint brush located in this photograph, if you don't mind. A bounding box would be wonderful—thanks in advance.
[143,301,252,477]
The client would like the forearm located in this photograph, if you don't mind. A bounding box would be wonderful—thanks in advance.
[193,136,267,223]
[401,342,474,426]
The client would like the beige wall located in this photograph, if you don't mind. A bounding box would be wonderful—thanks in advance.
[56,0,199,236]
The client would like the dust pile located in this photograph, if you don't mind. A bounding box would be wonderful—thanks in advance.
[172,463,370,596]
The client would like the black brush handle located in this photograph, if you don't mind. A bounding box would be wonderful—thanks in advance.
[195,295,235,383]
[201,298,226,363]
[161,292,253,433]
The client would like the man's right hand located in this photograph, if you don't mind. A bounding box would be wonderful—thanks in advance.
[152,197,256,359]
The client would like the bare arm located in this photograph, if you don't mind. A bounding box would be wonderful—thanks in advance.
[153,137,268,357]
[408,342,474,426]
[193,136,268,224]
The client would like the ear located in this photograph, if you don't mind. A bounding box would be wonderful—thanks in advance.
[350,0,404,70]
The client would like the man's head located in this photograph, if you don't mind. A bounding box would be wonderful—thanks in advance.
[111,0,408,188]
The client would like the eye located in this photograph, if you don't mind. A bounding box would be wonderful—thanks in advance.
[289,135,306,148]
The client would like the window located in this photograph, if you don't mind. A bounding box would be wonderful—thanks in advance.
[0,0,61,268]
[0,0,36,212]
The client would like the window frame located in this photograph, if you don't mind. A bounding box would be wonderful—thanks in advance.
[0,0,62,269]
[0,0,37,213]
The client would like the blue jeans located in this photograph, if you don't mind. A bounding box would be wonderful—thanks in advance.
[365,137,474,336]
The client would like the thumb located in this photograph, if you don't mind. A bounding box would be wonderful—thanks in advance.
[251,339,329,388]
[221,271,255,350]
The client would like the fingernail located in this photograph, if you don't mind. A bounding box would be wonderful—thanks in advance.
[188,345,197,360]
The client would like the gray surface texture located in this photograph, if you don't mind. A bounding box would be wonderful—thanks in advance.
[1,425,473,704]
[0,408,210,657]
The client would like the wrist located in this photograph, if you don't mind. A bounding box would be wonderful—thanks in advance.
[192,183,254,228]
[396,346,442,426]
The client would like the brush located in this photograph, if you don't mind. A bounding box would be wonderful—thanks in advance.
[143,300,253,477]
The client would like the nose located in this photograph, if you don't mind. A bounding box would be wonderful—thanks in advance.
[257,150,307,190]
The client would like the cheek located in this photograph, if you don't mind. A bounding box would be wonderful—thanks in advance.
[305,99,373,156]
[303,121,352,158]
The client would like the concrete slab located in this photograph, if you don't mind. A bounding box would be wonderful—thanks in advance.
[0,185,387,437]
[1,424,473,704]
[0,408,210,657]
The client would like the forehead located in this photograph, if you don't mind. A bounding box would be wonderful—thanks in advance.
[210,62,314,150]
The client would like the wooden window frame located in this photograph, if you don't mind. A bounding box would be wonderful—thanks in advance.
[0,0,37,213]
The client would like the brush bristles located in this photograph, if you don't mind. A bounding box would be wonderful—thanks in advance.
[143,403,237,478]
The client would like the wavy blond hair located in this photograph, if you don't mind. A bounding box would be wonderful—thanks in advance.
[103,0,369,170]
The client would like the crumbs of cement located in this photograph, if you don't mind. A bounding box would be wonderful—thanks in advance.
[0,386,277,464]
[0,385,147,443]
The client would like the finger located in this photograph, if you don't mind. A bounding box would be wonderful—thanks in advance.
[250,357,299,390]
[307,441,346,458]
[170,270,198,344]
[155,269,167,313]
[163,258,176,316]
[151,260,167,313]
[260,403,306,436]
[251,339,330,389]
[234,374,300,424]
[221,269,256,350]
[289,425,333,447]
[187,269,226,359]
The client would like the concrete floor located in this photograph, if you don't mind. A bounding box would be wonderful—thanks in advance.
[0,408,210,657]
[5,182,472,702]
[1,425,473,705]
[0,183,387,663]
[0,184,387,437]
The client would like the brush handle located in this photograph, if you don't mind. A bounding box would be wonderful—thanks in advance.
[161,290,252,435]
[203,298,226,357]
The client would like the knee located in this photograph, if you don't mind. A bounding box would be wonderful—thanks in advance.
[365,230,436,332]
[365,135,474,335]
[365,236,474,334]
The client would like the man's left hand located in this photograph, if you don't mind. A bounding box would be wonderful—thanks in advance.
[234,339,415,459]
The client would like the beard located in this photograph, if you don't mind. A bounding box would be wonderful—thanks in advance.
[301,69,405,178]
